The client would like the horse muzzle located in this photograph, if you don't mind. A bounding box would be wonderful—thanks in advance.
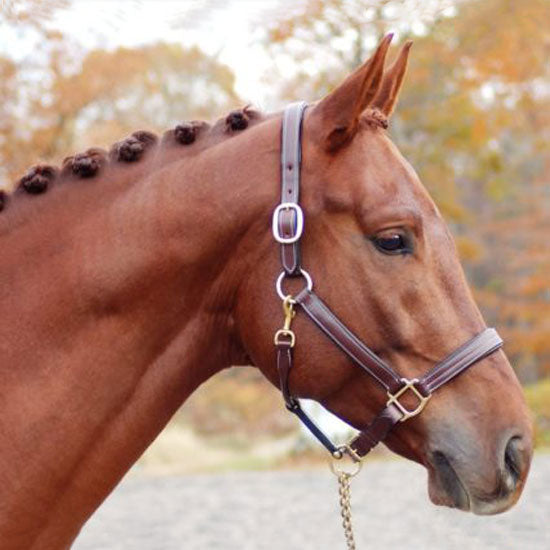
[427,432,532,515]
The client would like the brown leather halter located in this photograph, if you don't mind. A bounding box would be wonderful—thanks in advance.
[272,102,504,462]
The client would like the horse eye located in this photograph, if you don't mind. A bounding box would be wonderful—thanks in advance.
[372,232,411,255]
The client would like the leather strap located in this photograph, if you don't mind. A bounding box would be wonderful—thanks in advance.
[276,336,339,455]
[294,290,502,395]
[276,339,294,407]
[295,289,403,393]
[348,404,403,457]
[289,401,340,455]
[421,327,503,393]
[278,101,308,276]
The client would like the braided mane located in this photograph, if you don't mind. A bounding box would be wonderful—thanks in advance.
[1,104,388,221]
[2,106,262,216]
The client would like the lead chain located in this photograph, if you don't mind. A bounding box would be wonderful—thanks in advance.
[337,472,357,550]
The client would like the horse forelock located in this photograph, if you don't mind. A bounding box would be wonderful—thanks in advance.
[362,108,389,130]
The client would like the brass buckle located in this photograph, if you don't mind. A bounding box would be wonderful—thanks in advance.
[274,329,296,347]
[386,378,431,422]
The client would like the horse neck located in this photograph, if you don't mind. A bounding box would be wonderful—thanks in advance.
[0,117,280,549]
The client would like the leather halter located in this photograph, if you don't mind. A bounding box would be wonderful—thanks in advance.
[272,101,504,462]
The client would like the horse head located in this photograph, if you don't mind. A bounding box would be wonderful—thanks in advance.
[237,35,532,515]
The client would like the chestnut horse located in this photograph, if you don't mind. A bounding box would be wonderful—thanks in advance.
[0,36,532,549]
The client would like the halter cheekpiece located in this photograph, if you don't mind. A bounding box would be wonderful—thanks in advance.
[272,101,503,462]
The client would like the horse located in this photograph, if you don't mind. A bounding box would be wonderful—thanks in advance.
[0,34,532,549]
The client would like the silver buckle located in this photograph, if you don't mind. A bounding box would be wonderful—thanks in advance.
[272,203,304,244]
[386,378,431,422]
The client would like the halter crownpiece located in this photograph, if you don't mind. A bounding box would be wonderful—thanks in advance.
[272,101,504,462]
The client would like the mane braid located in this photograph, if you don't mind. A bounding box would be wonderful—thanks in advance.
[225,105,260,133]
[172,121,199,145]
[4,105,263,217]
[111,131,158,162]
[17,165,58,195]
[226,109,249,131]
[63,148,108,178]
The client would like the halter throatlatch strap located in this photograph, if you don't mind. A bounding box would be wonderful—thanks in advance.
[273,102,504,461]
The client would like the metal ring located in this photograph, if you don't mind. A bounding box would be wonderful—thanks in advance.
[329,451,363,478]
[276,269,313,301]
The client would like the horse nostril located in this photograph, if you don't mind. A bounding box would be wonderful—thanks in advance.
[503,436,525,488]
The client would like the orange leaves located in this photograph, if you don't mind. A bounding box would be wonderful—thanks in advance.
[0,0,69,28]
[455,235,483,262]
[0,36,240,187]
[457,0,550,83]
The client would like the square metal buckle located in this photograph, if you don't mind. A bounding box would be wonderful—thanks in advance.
[272,203,304,244]
[386,378,431,422]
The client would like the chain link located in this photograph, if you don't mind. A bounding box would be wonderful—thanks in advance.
[336,472,357,550]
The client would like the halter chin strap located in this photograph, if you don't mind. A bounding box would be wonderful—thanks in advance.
[272,102,504,461]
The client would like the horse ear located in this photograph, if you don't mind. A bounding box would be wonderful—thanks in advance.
[311,33,393,152]
[373,41,412,117]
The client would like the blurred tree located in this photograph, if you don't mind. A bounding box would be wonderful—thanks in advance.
[179,368,295,439]
[0,0,72,184]
[1,0,240,186]
[0,0,69,30]
[406,0,550,379]
[31,42,239,159]
[0,39,239,186]
[266,0,459,102]
[0,56,18,178]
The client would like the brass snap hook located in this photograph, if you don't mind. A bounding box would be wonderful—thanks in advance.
[274,295,297,347]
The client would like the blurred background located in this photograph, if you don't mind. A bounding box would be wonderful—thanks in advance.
[1,0,549,472]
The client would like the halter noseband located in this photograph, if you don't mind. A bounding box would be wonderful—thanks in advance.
[272,102,503,462]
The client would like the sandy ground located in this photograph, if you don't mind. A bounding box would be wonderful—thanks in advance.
[73,454,549,550]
